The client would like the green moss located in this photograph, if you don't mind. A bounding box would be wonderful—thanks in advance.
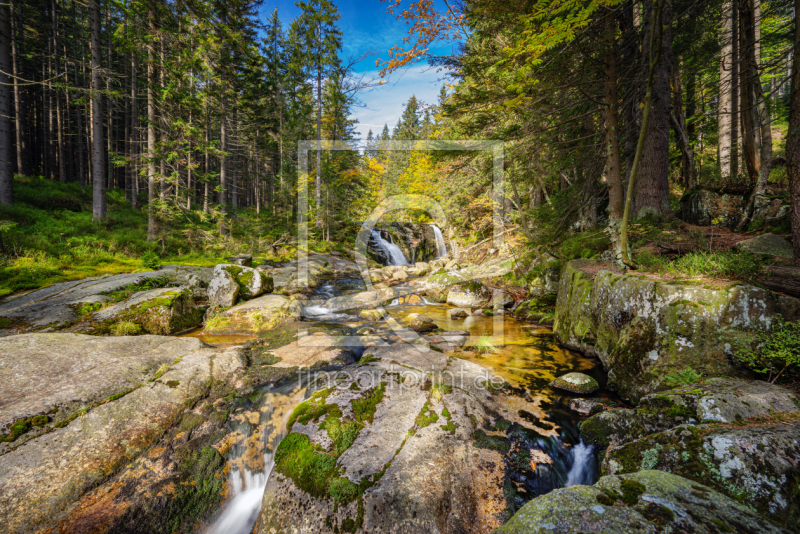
[351,381,386,424]
[274,432,339,499]
[322,416,361,456]
[359,354,380,364]
[440,406,458,434]
[471,429,510,453]
[414,401,440,429]
[621,479,646,505]
[286,388,341,431]
[0,418,32,442]
[349,381,361,391]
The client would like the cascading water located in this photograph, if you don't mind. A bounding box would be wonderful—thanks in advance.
[205,383,308,534]
[370,228,409,265]
[565,440,595,486]
[430,224,447,257]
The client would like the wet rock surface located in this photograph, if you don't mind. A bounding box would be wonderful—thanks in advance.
[494,470,791,534]
[253,342,552,534]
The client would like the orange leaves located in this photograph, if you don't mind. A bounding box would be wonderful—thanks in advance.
[377,0,466,77]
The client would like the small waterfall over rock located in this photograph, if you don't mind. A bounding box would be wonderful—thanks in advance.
[430,224,447,258]
[565,440,595,486]
[370,228,409,265]
[205,383,308,534]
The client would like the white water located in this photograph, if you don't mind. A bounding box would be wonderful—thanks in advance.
[371,229,409,265]
[430,224,447,258]
[565,440,595,486]
[205,385,308,534]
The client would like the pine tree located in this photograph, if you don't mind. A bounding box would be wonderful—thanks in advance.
[296,0,342,229]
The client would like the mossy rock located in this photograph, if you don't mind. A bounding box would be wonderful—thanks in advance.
[446,281,491,307]
[493,470,789,533]
[550,372,599,395]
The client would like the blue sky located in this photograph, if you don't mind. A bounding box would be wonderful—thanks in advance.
[257,0,457,139]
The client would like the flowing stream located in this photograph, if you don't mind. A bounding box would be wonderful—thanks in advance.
[430,224,448,257]
[201,275,612,532]
[370,228,409,265]
[204,382,309,534]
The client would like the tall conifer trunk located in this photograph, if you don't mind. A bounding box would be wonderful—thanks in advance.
[90,0,106,220]
[0,0,13,205]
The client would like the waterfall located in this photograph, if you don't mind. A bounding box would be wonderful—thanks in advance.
[565,440,595,486]
[430,225,447,258]
[205,384,308,534]
[370,229,409,265]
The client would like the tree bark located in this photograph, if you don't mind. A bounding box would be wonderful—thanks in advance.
[719,0,735,180]
[737,0,773,231]
[71,0,85,186]
[0,0,13,205]
[621,0,666,268]
[90,0,106,220]
[147,1,157,240]
[315,21,323,229]
[11,0,25,177]
[52,0,66,183]
[671,67,694,188]
[786,0,800,266]
[604,11,625,267]
[739,0,761,185]
[632,0,673,220]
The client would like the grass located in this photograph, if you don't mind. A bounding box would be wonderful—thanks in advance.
[0,175,312,298]
[635,249,763,281]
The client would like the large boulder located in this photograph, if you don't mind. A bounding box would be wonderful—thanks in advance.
[214,264,273,300]
[735,233,794,259]
[554,260,800,402]
[91,287,203,335]
[446,281,491,308]
[679,187,791,230]
[603,421,800,529]
[252,343,543,534]
[424,269,469,302]
[550,372,599,395]
[578,378,800,528]
[208,267,240,308]
[493,470,790,534]
[406,313,438,332]
[203,293,293,335]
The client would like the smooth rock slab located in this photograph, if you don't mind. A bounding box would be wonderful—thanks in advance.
[253,342,511,534]
[580,378,800,449]
[0,267,193,334]
[493,470,791,534]
[0,333,242,534]
[550,372,599,394]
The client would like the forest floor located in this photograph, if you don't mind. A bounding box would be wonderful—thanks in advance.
[0,176,351,299]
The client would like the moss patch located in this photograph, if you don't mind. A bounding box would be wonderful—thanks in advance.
[351,381,386,424]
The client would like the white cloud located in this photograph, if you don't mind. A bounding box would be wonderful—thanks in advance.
[351,64,447,139]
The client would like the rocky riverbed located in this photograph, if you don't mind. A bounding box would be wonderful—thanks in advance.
[0,250,798,533]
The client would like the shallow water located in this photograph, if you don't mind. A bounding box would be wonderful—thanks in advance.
[200,289,613,531]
